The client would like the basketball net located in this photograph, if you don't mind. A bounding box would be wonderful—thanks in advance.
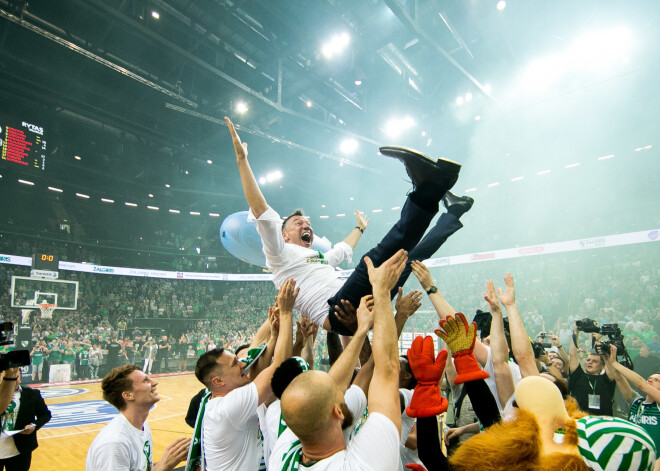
[38,303,57,319]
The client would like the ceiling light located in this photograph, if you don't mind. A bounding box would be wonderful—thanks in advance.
[151,11,160,19]
[455,96,464,106]
[74,155,81,160]
[209,213,220,217]
[372,209,382,213]
[266,170,283,182]
[259,177,266,184]
[76,193,90,199]
[340,138,358,154]
[48,187,63,192]
[190,211,200,216]
[354,80,362,86]
[336,213,346,217]
[321,204,326,208]
[565,163,581,168]
[207,159,213,164]
[147,206,159,210]
[474,115,481,121]
[101,198,114,203]
[125,202,137,207]
[184,170,189,175]
[391,206,400,211]
[169,209,180,214]
[236,102,248,113]
[165,184,170,188]
[322,32,350,59]
[306,101,312,108]
[497,1,506,11]
[484,84,492,93]
[536,170,551,175]
[465,188,477,193]
[319,215,329,219]
[384,116,415,138]
[465,92,473,102]
[511,176,525,182]
[349,197,354,201]
[487,182,500,187]
[597,154,615,160]
[18,179,34,185]
[148,194,154,198]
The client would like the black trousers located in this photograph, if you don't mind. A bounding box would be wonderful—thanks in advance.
[0,452,32,471]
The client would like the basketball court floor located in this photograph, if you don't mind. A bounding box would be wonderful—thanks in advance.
[33,373,197,470]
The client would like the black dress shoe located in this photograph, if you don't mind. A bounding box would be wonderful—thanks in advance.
[379,146,461,193]
[442,191,474,218]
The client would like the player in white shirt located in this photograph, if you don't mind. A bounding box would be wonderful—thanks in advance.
[86,364,190,471]
[226,116,466,336]
[193,280,297,471]
[269,249,408,470]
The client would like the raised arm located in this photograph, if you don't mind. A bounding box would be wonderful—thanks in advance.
[365,249,408,436]
[252,279,297,404]
[483,280,516,406]
[412,260,489,365]
[328,295,373,392]
[569,323,580,373]
[496,273,538,378]
[342,210,369,250]
[225,116,268,218]
[394,288,423,338]
[603,344,634,404]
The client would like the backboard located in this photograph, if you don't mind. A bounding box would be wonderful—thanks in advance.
[11,276,78,310]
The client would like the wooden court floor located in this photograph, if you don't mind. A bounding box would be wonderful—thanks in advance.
[34,374,198,471]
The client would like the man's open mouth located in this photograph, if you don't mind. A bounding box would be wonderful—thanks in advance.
[301,232,311,242]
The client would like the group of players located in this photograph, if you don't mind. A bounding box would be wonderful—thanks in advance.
[79,119,660,470]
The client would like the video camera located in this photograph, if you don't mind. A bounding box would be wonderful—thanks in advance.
[537,332,552,348]
[0,322,31,370]
[575,318,632,369]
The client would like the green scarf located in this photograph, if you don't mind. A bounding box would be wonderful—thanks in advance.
[185,390,211,471]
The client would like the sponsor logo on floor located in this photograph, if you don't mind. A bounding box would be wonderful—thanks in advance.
[44,401,156,428]
[37,388,88,399]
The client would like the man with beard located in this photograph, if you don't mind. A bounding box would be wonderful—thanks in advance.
[269,249,405,470]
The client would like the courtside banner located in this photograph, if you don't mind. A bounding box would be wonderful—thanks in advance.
[3,228,658,281]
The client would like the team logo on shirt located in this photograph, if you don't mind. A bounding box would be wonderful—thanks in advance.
[37,388,87,399]
[43,400,155,428]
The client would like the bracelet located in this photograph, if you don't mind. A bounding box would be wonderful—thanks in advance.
[3,378,17,381]
[355,226,364,233]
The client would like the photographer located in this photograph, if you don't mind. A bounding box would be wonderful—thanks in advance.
[568,321,632,416]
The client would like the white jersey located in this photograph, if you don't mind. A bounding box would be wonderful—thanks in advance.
[399,389,423,470]
[203,382,262,471]
[249,207,353,327]
[86,414,153,471]
[269,412,399,471]
[263,385,367,468]
[483,345,522,411]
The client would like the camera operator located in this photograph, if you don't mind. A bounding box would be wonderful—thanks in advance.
[568,321,632,416]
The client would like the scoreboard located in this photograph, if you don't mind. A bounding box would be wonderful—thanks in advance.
[0,119,47,170]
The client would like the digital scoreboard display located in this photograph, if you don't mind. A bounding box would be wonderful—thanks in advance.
[0,120,46,170]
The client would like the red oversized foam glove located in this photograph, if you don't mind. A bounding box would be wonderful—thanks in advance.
[406,336,448,418]
[405,464,427,471]
[435,312,489,385]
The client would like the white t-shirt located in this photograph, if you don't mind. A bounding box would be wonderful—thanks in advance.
[86,414,154,471]
[399,389,422,470]
[263,385,368,467]
[269,412,400,471]
[0,389,21,459]
[483,345,522,411]
[249,207,353,327]
[203,382,262,471]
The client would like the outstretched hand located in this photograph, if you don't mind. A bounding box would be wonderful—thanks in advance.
[395,288,423,318]
[276,279,299,313]
[157,437,190,471]
[356,295,375,333]
[497,273,516,307]
[225,117,248,161]
[334,299,358,334]
[355,210,370,231]
[411,260,434,292]
[483,280,503,316]
[364,249,408,292]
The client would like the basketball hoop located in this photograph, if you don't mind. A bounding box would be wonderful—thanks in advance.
[38,303,57,319]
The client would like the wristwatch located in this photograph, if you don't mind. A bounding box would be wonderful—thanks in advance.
[426,285,438,295]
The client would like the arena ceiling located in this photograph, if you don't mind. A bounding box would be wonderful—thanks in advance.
[1,0,659,249]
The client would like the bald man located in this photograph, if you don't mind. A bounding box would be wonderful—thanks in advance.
[269,250,405,470]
